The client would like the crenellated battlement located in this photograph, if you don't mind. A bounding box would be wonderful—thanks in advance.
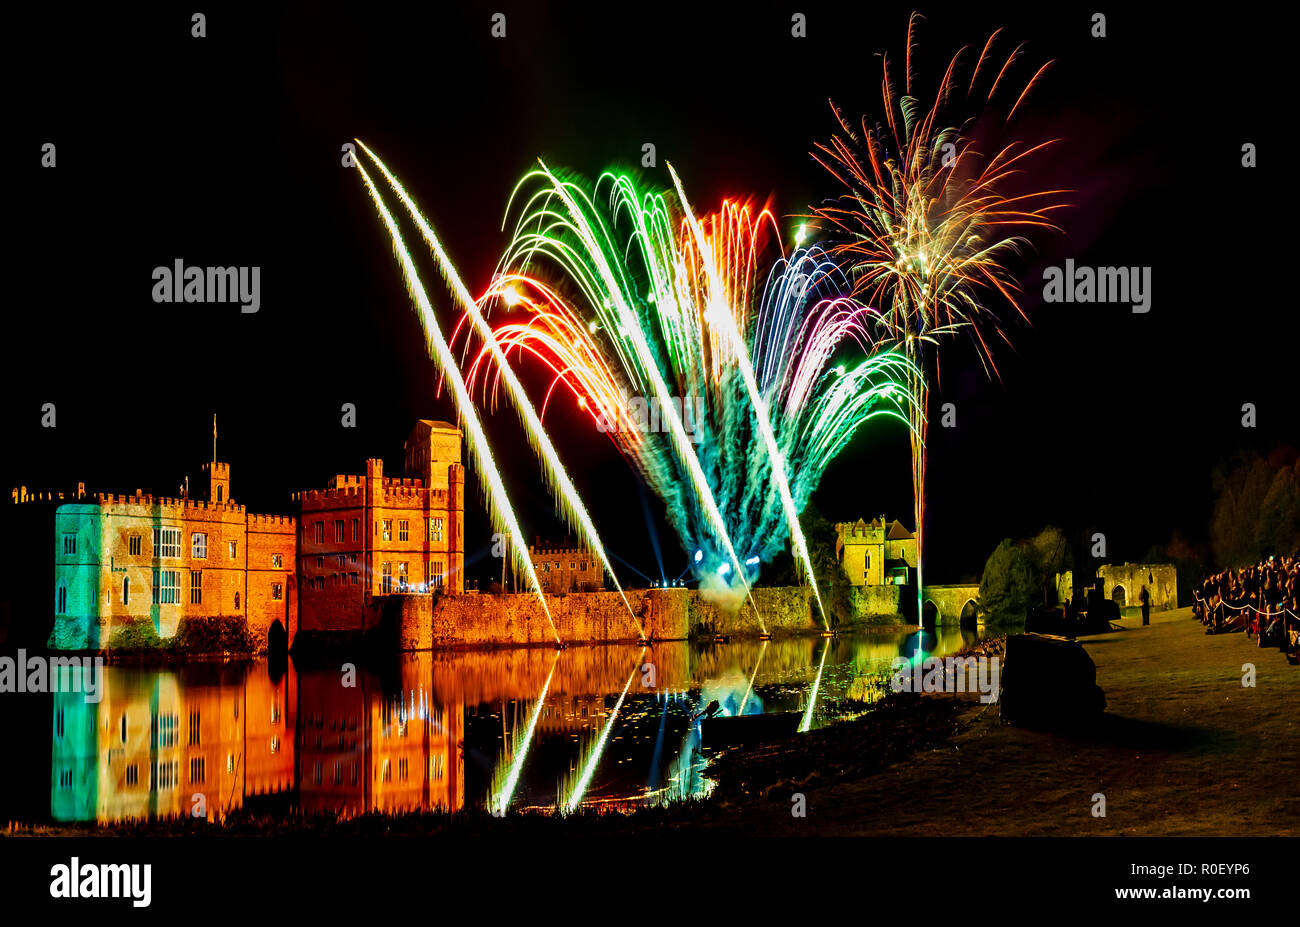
[10,482,87,504]
[91,491,249,517]
[248,513,296,529]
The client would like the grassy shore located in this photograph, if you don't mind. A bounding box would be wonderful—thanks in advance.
[707,606,1298,836]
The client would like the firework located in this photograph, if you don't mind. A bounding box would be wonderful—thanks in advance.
[467,164,919,623]
[355,141,642,639]
[810,13,1067,620]
[353,156,561,643]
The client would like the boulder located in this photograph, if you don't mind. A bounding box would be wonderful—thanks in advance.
[1000,633,1106,728]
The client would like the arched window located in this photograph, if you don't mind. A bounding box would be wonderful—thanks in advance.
[123,576,130,607]
[217,485,223,503]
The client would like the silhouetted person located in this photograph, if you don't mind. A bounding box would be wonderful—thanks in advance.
[1140,586,1150,625]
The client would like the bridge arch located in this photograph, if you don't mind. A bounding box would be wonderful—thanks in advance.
[959,599,979,629]
[922,600,940,627]
[1110,584,1126,608]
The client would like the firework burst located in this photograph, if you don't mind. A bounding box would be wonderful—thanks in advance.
[809,13,1068,618]
[464,164,918,622]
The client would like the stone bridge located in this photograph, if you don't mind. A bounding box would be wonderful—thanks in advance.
[921,584,982,627]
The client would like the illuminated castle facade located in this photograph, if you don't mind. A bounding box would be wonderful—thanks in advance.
[835,516,917,587]
[294,420,465,632]
[50,461,297,650]
[29,419,466,651]
[528,539,602,594]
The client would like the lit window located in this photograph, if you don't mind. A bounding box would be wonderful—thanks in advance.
[153,569,181,605]
[382,562,392,594]
[429,518,444,542]
[192,533,208,559]
[382,520,392,541]
[271,583,283,601]
[271,553,283,569]
[229,540,237,559]
[153,527,182,558]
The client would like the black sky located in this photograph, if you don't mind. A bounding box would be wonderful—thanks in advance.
[7,2,1289,586]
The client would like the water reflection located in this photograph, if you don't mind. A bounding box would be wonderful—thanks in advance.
[34,626,990,825]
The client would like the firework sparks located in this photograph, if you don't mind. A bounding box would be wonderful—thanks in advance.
[810,13,1067,620]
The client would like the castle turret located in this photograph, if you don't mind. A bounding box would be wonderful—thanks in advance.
[404,420,463,491]
[203,461,230,504]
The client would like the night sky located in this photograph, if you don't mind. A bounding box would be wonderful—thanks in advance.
[7,3,1287,587]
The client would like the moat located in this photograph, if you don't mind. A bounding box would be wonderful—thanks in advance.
[0,626,993,827]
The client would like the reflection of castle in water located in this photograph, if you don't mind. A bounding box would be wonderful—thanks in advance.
[46,630,983,823]
[51,664,295,823]
[296,666,464,818]
[50,659,468,823]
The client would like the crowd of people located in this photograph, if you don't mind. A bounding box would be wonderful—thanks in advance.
[1194,554,1300,665]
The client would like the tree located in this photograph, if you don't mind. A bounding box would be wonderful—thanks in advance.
[979,538,1039,622]
[1211,448,1300,567]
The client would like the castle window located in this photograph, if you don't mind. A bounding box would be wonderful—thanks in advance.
[397,562,408,591]
[190,571,202,604]
[229,540,237,559]
[216,485,223,503]
[62,533,77,556]
[381,562,393,594]
[398,519,409,541]
[128,535,142,556]
[433,561,445,590]
[429,518,444,542]
[382,520,392,542]
[191,533,207,559]
[351,518,359,541]
[189,709,201,746]
[271,554,283,569]
[334,520,344,543]
[581,562,588,571]
[153,527,182,558]
[271,582,282,601]
[189,756,205,785]
[315,522,324,544]
[122,576,130,607]
[57,585,67,613]
[153,569,181,605]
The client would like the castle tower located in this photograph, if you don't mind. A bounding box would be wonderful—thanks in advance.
[404,420,463,491]
[203,461,231,504]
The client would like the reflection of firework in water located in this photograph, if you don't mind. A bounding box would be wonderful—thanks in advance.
[809,13,1068,620]
[465,164,918,619]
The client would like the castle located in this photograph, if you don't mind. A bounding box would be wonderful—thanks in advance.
[23,419,465,651]
[50,461,296,650]
[527,539,602,594]
[835,516,917,587]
